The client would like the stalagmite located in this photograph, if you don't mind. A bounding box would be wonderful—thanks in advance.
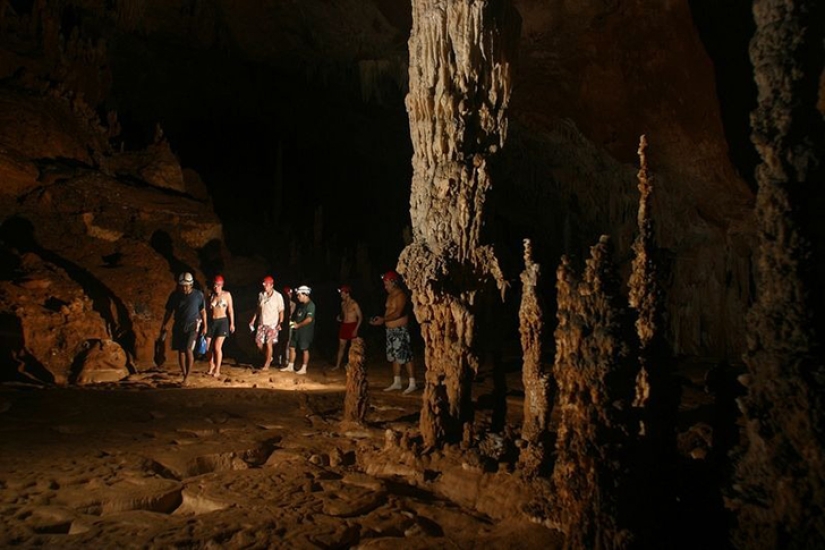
[630,134,657,417]
[550,236,637,550]
[398,0,520,448]
[343,337,368,426]
[729,1,825,548]
[627,134,676,541]
[518,238,551,476]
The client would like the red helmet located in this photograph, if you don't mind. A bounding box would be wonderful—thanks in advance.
[338,284,352,294]
[262,276,274,285]
[283,286,292,295]
[381,270,400,282]
[213,275,224,285]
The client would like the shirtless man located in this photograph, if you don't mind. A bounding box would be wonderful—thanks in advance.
[368,270,416,393]
[248,275,284,371]
[333,284,362,371]
[206,275,235,378]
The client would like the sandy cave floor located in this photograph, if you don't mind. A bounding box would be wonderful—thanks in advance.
[0,353,566,549]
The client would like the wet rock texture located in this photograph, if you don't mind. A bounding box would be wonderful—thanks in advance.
[399,0,519,448]
[728,1,825,548]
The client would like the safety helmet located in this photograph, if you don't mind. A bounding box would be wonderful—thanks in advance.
[296,285,312,295]
[338,284,352,294]
[381,270,400,283]
[178,272,194,285]
[262,276,274,285]
[213,275,224,285]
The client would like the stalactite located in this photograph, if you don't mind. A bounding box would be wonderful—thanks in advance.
[343,337,368,426]
[398,0,520,449]
[728,1,825,548]
[518,238,551,476]
[550,236,637,550]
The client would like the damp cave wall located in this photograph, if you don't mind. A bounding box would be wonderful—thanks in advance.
[0,0,766,372]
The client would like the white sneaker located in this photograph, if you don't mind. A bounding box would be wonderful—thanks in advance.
[280,365,295,372]
[403,384,417,394]
[383,382,403,391]
[296,366,307,375]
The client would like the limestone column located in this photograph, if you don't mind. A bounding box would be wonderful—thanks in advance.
[518,238,551,475]
[729,1,825,547]
[398,0,520,448]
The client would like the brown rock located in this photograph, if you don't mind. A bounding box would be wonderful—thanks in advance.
[74,339,129,385]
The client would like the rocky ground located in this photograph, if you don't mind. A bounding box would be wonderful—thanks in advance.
[0,354,564,549]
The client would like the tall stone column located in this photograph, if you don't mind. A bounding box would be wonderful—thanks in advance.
[398,0,520,447]
[518,238,551,476]
[729,1,825,547]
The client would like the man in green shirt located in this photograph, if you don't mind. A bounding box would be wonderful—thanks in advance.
[281,285,315,375]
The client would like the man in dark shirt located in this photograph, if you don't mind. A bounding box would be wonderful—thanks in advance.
[160,272,207,385]
[281,285,315,375]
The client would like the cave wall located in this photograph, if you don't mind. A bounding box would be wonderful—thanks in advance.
[0,0,764,379]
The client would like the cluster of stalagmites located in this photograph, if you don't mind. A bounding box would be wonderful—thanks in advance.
[396,2,667,546]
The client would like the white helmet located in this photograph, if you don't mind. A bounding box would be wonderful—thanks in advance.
[296,285,311,295]
[178,272,194,285]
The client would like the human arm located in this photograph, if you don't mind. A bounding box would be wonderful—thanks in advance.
[372,293,405,326]
[227,293,235,333]
[200,300,208,335]
[160,308,172,335]
[293,302,315,328]
[353,303,363,336]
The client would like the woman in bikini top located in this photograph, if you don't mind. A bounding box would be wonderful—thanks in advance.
[205,275,234,377]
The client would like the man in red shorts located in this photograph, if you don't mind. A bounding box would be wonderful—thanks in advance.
[333,284,362,371]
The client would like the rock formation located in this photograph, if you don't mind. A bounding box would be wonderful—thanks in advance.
[517,238,551,476]
[629,135,658,419]
[0,87,226,383]
[398,0,519,448]
[728,1,825,547]
[550,238,637,549]
[343,337,369,426]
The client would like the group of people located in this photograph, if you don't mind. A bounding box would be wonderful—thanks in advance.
[159,269,416,393]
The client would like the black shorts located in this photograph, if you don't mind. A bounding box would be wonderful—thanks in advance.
[172,324,198,352]
[208,317,230,338]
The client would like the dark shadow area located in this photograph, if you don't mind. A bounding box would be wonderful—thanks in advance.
[0,246,21,281]
[0,313,52,384]
[687,0,759,191]
[150,230,197,286]
[198,239,226,281]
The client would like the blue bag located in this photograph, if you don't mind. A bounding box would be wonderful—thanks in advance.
[196,334,208,357]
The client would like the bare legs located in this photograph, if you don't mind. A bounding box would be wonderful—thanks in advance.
[334,338,349,370]
[179,348,195,385]
[257,341,273,371]
[207,335,226,377]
